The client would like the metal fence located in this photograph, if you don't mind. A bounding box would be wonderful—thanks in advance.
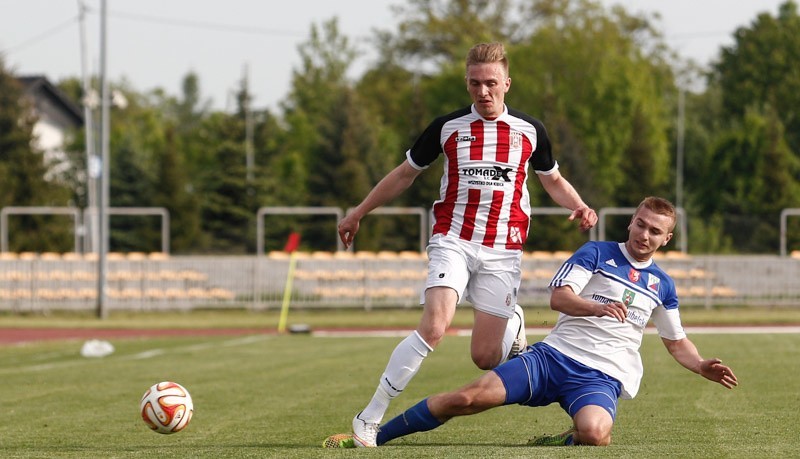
[2,250,800,313]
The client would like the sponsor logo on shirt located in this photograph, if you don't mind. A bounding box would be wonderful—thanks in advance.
[604,258,617,267]
[455,135,477,142]
[461,166,513,182]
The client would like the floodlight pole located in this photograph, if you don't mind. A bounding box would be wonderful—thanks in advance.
[676,87,685,211]
[96,0,110,319]
[78,0,97,253]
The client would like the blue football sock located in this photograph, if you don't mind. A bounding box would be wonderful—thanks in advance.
[376,398,443,445]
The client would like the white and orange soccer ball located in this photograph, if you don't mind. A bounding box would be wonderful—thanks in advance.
[140,381,194,434]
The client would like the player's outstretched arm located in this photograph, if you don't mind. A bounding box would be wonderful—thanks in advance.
[536,171,597,231]
[661,337,738,389]
[337,161,422,248]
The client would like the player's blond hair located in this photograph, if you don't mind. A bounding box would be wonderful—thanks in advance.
[636,196,677,231]
[466,42,509,77]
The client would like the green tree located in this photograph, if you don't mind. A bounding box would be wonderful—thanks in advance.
[714,1,800,153]
[0,59,73,251]
[199,139,253,254]
[694,108,800,253]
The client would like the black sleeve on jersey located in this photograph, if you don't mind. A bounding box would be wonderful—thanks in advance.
[507,108,556,172]
[408,106,472,168]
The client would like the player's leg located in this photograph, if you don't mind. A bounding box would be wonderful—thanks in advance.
[377,370,508,445]
[529,356,621,447]
[471,303,526,369]
[352,237,469,447]
[471,310,511,369]
[468,248,524,368]
[352,289,460,447]
[571,405,614,446]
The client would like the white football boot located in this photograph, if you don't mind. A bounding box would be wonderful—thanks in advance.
[352,411,380,447]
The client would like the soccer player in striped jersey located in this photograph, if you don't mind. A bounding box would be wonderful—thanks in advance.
[335,42,597,447]
[325,196,738,449]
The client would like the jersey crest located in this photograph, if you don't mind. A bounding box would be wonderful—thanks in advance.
[623,288,636,306]
[647,273,660,293]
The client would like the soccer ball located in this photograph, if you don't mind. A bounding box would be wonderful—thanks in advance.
[140,381,194,434]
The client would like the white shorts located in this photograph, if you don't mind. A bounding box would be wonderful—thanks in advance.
[423,234,521,319]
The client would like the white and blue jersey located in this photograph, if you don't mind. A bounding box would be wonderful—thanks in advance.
[544,241,686,399]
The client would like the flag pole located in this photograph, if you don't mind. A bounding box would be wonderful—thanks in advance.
[277,233,300,333]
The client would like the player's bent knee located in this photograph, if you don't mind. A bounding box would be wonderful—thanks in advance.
[471,353,499,370]
[576,427,612,446]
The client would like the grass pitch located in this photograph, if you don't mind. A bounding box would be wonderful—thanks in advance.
[0,329,798,458]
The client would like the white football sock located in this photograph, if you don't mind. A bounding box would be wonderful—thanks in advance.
[500,305,523,364]
[360,331,432,423]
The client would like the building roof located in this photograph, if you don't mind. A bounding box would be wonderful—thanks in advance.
[16,75,84,127]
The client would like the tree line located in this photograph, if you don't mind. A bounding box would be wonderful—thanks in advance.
[1,0,799,255]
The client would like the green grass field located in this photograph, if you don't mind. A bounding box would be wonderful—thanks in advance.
[1,304,799,330]
[1,324,798,458]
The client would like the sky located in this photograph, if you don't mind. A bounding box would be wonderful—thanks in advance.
[0,0,790,112]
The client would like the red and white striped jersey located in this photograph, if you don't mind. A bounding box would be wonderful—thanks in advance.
[407,105,558,251]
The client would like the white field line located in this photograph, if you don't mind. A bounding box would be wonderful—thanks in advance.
[311,325,800,338]
[0,334,270,375]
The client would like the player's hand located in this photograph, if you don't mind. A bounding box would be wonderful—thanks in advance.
[568,206,598,232]
[337,215,360,249]
[700,358,738,389]
[595,301,627,322]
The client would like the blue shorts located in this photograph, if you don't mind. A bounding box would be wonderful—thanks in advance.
[493,342,622,420]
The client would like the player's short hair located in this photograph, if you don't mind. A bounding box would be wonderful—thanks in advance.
[636,196,677,231]
[466,42,509,77]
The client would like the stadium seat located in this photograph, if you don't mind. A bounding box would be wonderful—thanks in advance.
[119,288,143,300]
[688,286,707,297]
[0,252,18,261]
[689,268,712,279]
[667,269,689,280]
[187,288,210,299]
[77,287,97,299]
[47,269,72,281]
[334,269,365,281]
[665,251,691,260]
[207,287,235,300]
[72,270,96,281]
[333,250,356,260]
[711,286,737,297]
[178,270,208,282]
[526,251,555,260]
